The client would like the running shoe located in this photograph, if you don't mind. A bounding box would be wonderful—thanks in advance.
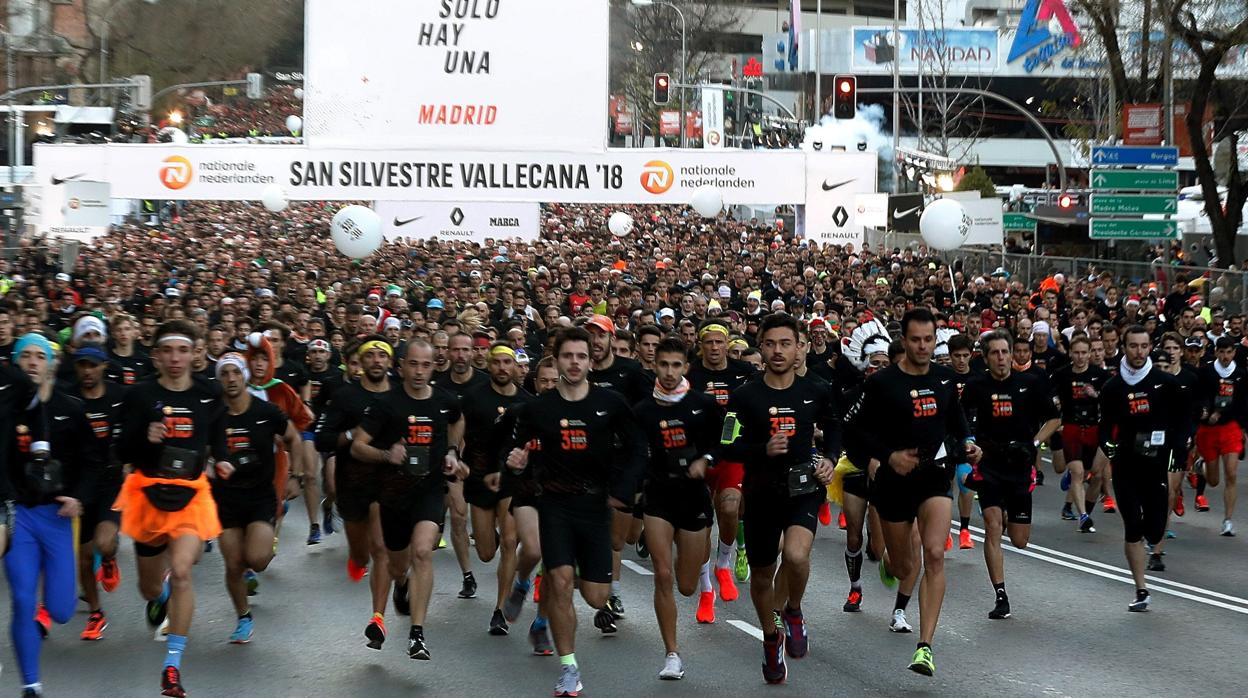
[1034,469,1045,486]
[307,523,322,546]
[161,666,186,697]
[1060,502,1076,521]
[635,537,649,559]
[321,498,336,535]
[437,536,448,550]
[959,529,974,549]
[1147,553,1166,572]
[836,510,846,530]
[554,663,583,697]
[879,559,898,590]
[459,572,478,599]
[1222,519,1236,537]
[1187,471,1200,490]
[204,540,214,554]
[1078,514,1096,533]
[365,613,387,650]
[503,579,531,622]
[244,569,259,596]
[606,594,625,619]
[80,610,107,641]
[1060,470,1071,491]
[230,615,254,644]
[533,573,543,603]
[489,609,509,636]
[1102,496,1117,514]
[781,607,808,658]
[21,688,41,697]
[97,557,121,593]
[593,608,618,634]
[347,558,368,582]
[658,652,685,680]
[1165,529,1177,539]
[529,618,554,656]
[988,596,1011,620]
[35,605,50,639]
[1196,495,1210,512]
[761,633,787,684]
[944,533,953,552]
[734,546,750,583]
[146,574,172,627]
[408,628,430,660]
[889,608,912,633]
[1128,590,1151,612]
[908,645,935,676]
[843,588,862,613]
[715,567,739,602]
[696,591,716,624]
[818,500,832,526]
[1173,493,1185,517]
[393,580,411,616]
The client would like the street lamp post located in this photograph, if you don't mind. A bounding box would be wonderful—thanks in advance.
[632,0,687,148]
[99,0,160,87]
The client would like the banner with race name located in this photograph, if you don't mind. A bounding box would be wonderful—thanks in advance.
[374,201,540,244]
[304,0,608,153]
[801,151,878,249]
[34,144,809,205]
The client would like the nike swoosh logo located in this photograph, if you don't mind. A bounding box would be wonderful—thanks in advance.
[0,385,9,391]
[941,380,950,385]
[54,415,69,420]
[394,216,423,227]
[692,410,703,415]
[803,399,814,404]
[440,409,450,414]
[1019,388,1028,392]
[596,410,609,416]
[200,398,213,403]
[256,420,267,425]
[893,206,921,218]
[51,173,85,185]
[112,403,123,408]
[822,178,854,192]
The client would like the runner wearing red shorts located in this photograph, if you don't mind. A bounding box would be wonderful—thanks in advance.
[1195,336,1247,537]
[1051,336,1109,533]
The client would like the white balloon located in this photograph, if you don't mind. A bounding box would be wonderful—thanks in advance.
[331,205,383,258]
[260,184,289,213]
[919,198,972,251]
[285,114,303,134]
[608,211,633,237]
[691,185,724,218]
[292,87,304,100]
[158,126,188,144]
[1009,183,1025,202]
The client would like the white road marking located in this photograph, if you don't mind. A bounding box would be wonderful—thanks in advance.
[621,559,653,576]
[727,619,764,640]
[955,523,1248,615]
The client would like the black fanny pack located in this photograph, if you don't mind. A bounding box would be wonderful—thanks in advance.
[25,456,65,499]
[1132,431,1163,458]
[404,445,432,479]
[142,483,196,512]
[154,446,203,480]
[664,447,698,478]
[787,454,820,497]
[1072,405,1097,424]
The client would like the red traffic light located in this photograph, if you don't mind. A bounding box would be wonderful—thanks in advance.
[832,74,857,120]
[1058,193,1074,208]
[838,79,853,94]
[657,76,669,87]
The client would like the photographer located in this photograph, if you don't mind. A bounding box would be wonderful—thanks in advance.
[4,333,102,696]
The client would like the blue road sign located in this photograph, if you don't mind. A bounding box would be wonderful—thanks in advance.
[1090,146,1179,167]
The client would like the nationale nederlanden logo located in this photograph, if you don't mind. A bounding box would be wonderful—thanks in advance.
[640,160,674,195]
[159,156,193,190]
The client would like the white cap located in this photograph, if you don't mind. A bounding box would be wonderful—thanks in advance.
[1032,321,1051,336]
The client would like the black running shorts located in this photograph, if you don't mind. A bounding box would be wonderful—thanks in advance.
[644,480,713,532]
[538,493,613,584]
[379,485,447,552]
[741,486,824,571]
[334,460,383,523]
[975,480,1033,525]
[870,463,953,524]
[213,487,278,531]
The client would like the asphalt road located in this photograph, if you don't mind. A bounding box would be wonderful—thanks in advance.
[4,466,1247,697]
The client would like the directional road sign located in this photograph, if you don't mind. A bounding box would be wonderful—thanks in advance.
[1090,170,1179,191]
[1003,213,1036,232]
[1089,194,1178,216]
[1090,145,1179,167]
[1090,218,1178,239]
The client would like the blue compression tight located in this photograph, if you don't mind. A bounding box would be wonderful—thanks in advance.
[5,503,76,685]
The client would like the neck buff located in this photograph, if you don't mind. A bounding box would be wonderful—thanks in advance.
[1216,360,1237,379]
[1012,360,1032,373]
[654,376,690,404]
[1119,356,1152,386]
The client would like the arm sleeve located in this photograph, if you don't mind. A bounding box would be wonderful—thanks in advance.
[1098,382,1121,451]
[699,398,726,463]
[117,386,161,466]
[844,378,892,466]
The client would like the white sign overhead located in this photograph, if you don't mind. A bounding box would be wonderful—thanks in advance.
[303,0,609,153]
[802,151,878,249]
[61,180,112,227]
[374,201,540,245]
[34,144,809,205]
[959,197,1005,246]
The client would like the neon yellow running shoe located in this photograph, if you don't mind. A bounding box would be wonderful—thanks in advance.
[908,645,935,676]
[879,559,898,589]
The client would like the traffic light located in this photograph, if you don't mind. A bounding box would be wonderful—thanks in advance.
[1058,192,1075,209]
[246,72,264,99]
[832,75,856,120]
[653,73,671,105]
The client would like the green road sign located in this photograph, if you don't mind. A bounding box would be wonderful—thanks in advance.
[1003,213,1036,232]
[1089,219,1178,239]
[1090,170,1179,191]
[1089,194,1177,215]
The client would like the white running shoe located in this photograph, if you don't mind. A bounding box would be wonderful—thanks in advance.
[658,652,685,680]
[889,608,913,633]
[1222,519,1235,537]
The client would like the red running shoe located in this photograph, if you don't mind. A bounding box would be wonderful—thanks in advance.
[818,501,832,526]
[97,557,121,593]
[1196,495,1210,512]
[1102,496,1117,514]
[1173,493,1185,517]
[696,591,716,624]
[161,666,186,697]
[715,567,739,602]
[35,605,51,639]
[837,511,847,530]
[959,529,975,550]
[533,573,542,603]
[347,558,368,583]
[944,533,953,551]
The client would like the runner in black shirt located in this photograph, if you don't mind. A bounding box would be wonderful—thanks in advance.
[961,331,1060,620]
[686,320,756,612]
[1151,333,1201,569]
[721,314,838,685]
[1194,336,1247,536]
[314,337,398,645]
[461,343,534,637]
[845,308,980,677]
[213,353,304,644]
[948,334,978,550]
[1051,335,1110,532]
[503,326,647,697]
[428,331,486,599]
[305,338,343,538]
[634,337,722,681]
[106,314,151,386]
[353,340,468,661]
[115,321,233,697]
[1099,326,1186,612]
[70,345,127,642]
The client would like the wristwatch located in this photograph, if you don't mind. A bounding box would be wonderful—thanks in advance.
[703,454,716,467]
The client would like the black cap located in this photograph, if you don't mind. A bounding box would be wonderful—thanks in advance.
[1185,337,1204,349]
